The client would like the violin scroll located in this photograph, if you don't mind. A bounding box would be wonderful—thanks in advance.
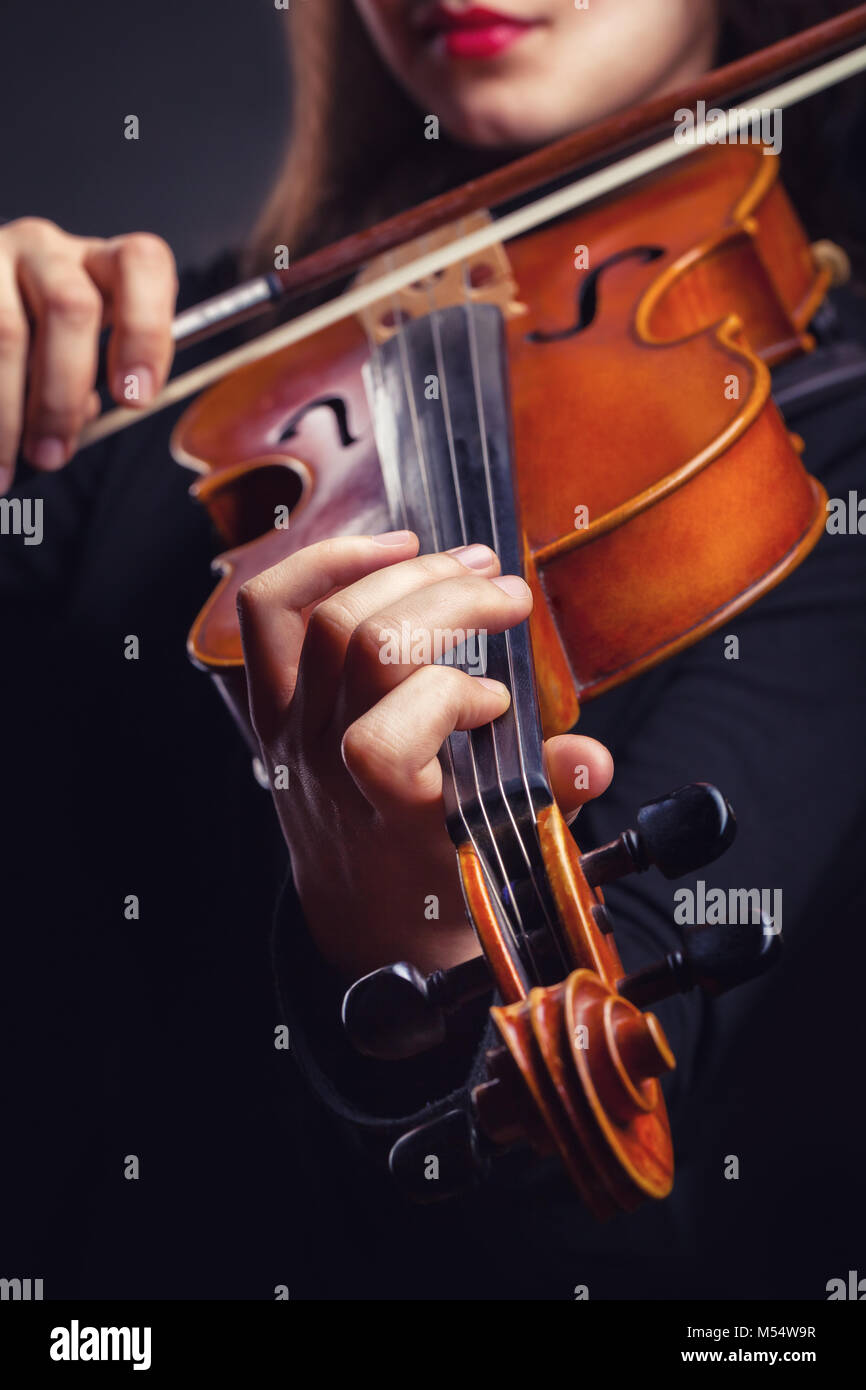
[386,969,676,1217]
[342,782,776,1214]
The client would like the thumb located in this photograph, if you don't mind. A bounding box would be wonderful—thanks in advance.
[542,734,614,825]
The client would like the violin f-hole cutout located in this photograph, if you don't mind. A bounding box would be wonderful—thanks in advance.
[277,395,358,448]
[526,244,666,344]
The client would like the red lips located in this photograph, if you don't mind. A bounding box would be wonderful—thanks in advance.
[418,5,539,60]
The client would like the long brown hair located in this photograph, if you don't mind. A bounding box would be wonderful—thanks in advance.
[250,0,866,274]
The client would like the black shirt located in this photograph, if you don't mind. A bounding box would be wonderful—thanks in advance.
[3,261,866,1300]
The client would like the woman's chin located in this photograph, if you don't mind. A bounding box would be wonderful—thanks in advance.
[441,100,569,152]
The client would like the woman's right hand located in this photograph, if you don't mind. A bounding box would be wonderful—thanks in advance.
[0,218,178,493]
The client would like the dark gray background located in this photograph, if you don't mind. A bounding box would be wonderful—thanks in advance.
[4,0,866,1306]
[2,0,290,270]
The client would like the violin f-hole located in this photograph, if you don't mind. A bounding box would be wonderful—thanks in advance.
[526,244,666,344]
[278,395,358,447]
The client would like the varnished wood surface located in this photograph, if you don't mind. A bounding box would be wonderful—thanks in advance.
[177,147,828,743]
[489,970,674,1219]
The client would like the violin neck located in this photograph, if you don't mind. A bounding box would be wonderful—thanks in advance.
[363,303,572,983]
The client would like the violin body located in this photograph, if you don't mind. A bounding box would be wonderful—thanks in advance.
[174,143,828,740]
[171,142,821,1213]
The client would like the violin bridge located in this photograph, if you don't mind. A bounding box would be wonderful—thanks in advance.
[354,209,526,345]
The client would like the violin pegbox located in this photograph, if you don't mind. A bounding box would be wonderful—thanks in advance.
[343,783,780,1212]
[353,209,527,346]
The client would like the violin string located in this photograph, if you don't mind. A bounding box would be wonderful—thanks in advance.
[418,239,538,949]
[408,242,531,944]
[362,247,519,949]
[455,251,563,952]
[424,292,468,549]
[379,239,531,953]
[397,230,558,962]
[388,284,443,552]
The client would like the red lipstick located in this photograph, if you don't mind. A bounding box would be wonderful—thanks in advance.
[419,6,539,60]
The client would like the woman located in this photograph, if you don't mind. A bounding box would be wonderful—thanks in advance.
[2,0,865,1299]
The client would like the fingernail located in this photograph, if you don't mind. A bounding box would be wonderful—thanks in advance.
[491,574,530,598]
[115,365,154,404]
[371,529,414,545]
[31,436,66,471]
[565,806,581,827]
[450,543,495,570]
[477,677,509,697]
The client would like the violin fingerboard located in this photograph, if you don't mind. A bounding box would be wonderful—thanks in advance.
[363,303,572,982]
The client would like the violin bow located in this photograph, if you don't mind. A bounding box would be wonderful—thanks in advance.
[78,4,866,450]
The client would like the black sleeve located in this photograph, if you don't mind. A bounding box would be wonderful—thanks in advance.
[0,255,239,613]
[0,449,112,607]
[271,866,497,1165]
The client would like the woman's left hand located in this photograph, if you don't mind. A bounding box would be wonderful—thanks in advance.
[238,529,613,979]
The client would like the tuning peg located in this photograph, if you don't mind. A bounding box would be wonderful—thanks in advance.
[580,783,736,887]
[388,1107,489,1201]
[617,914,781,1007]
[341,955,493,1060]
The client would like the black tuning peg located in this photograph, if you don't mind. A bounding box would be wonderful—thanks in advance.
[388,1107,489,1201]
[341,955,493,1061]
[617,914,782,1007]
[580,783,736,887]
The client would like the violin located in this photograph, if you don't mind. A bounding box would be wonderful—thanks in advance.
[80,6,866,1213]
